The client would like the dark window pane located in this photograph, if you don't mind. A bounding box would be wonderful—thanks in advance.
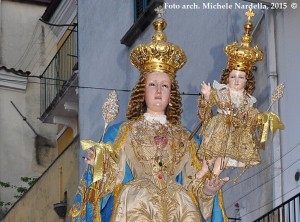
[134,0,152,21]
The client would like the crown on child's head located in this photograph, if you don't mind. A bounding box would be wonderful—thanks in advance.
[130,6,187,78]
[225,8,264,72]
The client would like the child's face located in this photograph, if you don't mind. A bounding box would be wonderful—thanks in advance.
[227,70,247,91]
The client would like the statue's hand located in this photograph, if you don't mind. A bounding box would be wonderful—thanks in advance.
[83,148,96,166]
[201,81,211,101]
[202,176,229,196]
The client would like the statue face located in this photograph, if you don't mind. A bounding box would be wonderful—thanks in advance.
[144,71,171,115]
[227,70,247,91]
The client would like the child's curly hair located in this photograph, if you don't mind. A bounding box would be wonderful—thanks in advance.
[220,69,255,94]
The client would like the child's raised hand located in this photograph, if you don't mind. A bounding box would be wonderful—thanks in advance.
[201,81,211,100]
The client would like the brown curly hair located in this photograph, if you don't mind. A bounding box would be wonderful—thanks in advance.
[126,73,182,125]
[220,69,256,94]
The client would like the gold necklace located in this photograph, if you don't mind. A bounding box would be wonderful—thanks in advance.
[130,117,186,180]
[222,89,250,127]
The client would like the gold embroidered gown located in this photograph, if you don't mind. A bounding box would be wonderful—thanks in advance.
[67,114,227,221]
[198,81,262,168]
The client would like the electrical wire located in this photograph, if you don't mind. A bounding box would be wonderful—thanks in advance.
[14,21,40,68]
[15,18,77,72]
[23,25,64,70]
[223,141,300,193]
[39,18,77,27]
[17,26,58,70]
[238,184,300,219]
[2,76,298,188]
[32,26,77,75]
[0,77,200,95]
[2,75,299,217]
[225,148,300,210]
[229,157,300,208]
[18,22,58,68]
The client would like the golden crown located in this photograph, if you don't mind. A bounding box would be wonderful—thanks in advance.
[130,7,187,78]
[225,9,264,72]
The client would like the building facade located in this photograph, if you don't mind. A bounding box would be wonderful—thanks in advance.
[76,0,300,221]
[0,0,56,218]
[2,0,299,221]
[1,0,79,221]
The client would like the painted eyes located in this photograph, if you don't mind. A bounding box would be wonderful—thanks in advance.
[162,84,170,89]
[147,82,170,89]
[230,76,246,80]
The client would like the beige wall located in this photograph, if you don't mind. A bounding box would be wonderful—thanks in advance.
[0,80,59,206]
[1,1,45,68]
[1,0,78,219]
[0,0,58,74]
[0,0,58,211]
[2,137,79,222]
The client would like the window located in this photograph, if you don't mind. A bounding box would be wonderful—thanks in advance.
[134,0,153,21]
[121,0,163,46]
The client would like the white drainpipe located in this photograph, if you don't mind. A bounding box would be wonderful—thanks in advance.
[265,9,283,207]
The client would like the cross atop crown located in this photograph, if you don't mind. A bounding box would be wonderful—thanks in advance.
[155,6,166,18]
[245,8,255,22]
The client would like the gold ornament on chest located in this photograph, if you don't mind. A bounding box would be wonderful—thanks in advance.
[131,119,185,185]
[218,89,250,127]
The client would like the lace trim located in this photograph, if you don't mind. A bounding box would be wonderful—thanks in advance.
[144,113,167,124]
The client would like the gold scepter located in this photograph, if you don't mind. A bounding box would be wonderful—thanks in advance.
[259,83,285,144]
[81,91,119,183]
[188,122,202,141]
[100,90,120,141]
[267,83,285,112]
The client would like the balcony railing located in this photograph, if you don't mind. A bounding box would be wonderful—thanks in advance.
[253,192,300,222]
[40,25,78,119]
